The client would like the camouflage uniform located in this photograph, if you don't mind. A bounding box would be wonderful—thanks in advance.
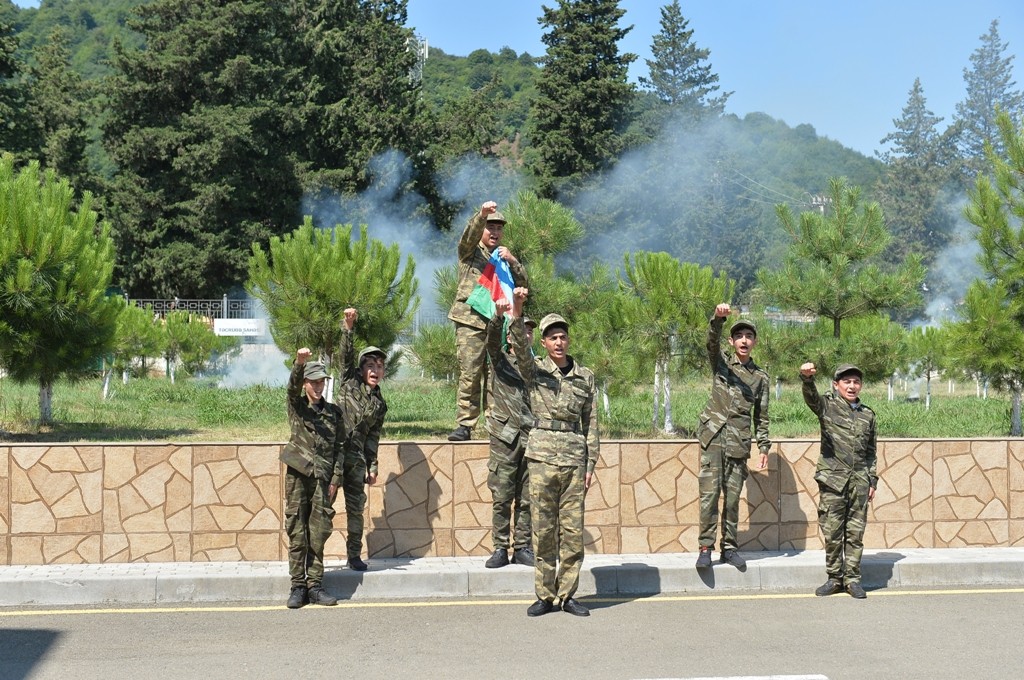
[509,315,599,604]
[281,361,344,589]
[696,315,770,551]
[336,329,388,561]
[485,314,533,552]
[448,211,528,429]
[802,374,877,585]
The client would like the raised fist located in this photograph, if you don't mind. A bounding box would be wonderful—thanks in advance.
[343,308,358,331]
[296,347,312,364]
[715,303,731,318]
[800,362,816,377]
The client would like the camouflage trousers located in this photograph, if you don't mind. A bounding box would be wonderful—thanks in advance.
[488,433,531,551]
[528,460,585,603]
[284,467,335,588]
[698,436,750,550]
[818,480,870,583]
[341,455,368,560]
[454,322,489,428]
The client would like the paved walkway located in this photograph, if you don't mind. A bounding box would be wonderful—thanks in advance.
[2,548,1023,607]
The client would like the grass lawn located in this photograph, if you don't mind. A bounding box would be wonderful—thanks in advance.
[0,373,1014,443]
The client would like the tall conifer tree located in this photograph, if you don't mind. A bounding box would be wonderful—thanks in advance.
[527,0,636,198]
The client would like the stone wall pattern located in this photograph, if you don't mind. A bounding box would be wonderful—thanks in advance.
[3,439,1024,564]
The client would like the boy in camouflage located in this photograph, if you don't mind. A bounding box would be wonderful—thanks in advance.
[696,303,770,570]
[447,200,528,442]
[483,299,535,569]
[800,362,877,599]
[336,308,388,572]
[281,348,344,608]
[508,287,599,618]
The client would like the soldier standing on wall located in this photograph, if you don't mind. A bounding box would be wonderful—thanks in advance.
[800,362,877,599]
[447,201,528,442]
[695,303,770,570]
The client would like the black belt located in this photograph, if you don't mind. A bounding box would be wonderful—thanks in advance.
[532,418,580,433]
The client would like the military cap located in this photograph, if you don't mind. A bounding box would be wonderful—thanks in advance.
[522,316,537,329]
[303,361,329,381]
[358,346,387,363]
[833,363,863,381]
[486,210,507,224]
[729,319,757,337]
[539,313,569,336]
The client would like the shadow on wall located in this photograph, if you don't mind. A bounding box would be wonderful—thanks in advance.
[739,446,811,555]
[0,629,62,680]
[368,443,443,558]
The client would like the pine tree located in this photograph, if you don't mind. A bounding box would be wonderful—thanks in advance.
[954,19,1024,180]
[638,0,730,122]
[0,155,122,424]
[295,0,424,195]
[620,252,733,433]
[758,177,925,340]
[103,0,305,298]
[0,17,31,159]
[876,78,958,268]
[247,217,418,371]
[527,0,636,198]
[26,27,93,193]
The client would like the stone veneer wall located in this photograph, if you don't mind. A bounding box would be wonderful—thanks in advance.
[1,439,1023,564]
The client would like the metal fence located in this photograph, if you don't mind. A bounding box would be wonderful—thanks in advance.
[129,296,260,319]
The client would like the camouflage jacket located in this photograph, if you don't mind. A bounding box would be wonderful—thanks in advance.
[336,329,387,475]
[447,211,528,330]
[509,316,599,472]
[280,361,345,485]
[485,314,533,445]
[801,376,878,492]
[696,315,771,456]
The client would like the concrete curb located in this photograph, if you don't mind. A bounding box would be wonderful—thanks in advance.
[2,548,1023,607]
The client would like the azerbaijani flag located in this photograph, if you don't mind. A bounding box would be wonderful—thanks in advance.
[465,249,515,319]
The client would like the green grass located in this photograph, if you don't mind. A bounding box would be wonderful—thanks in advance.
[0,375,1015,442]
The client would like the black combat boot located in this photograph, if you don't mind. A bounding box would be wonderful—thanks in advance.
[447,425,472,442]
[485,549,509,568]
[286,586,308,609]
[307,586,338,606]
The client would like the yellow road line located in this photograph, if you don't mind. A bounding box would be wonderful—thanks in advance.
[1,587,1022,618]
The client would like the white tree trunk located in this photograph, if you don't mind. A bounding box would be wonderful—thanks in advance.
[1012,385,1023,437]
[652,361,662,432]
[925,373,931,411]
[122,369,130,385]
[888,375,895,402]
[948,379,954,394]
[38,380,53,425]
[984,380,989,399]
[662,359,673,433]
[102,370,112,401]
[775,376,782,400]
[602,381,610,417]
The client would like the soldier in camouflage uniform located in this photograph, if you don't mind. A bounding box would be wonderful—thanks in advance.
[447,200,528,442]
[336,308,388,572]
[508,288,599,618]
[696,303,770,570]
[800,362,877,599]
[281,348,344,608]
[483,300,535,569]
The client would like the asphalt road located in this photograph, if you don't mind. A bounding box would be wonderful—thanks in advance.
[2,588,1023,680]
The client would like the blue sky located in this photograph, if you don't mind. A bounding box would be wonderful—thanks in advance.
[12,0,1024,157]
[405,0,1024,157]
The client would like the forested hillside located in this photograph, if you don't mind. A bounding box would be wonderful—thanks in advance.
[0,0,1017,306]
